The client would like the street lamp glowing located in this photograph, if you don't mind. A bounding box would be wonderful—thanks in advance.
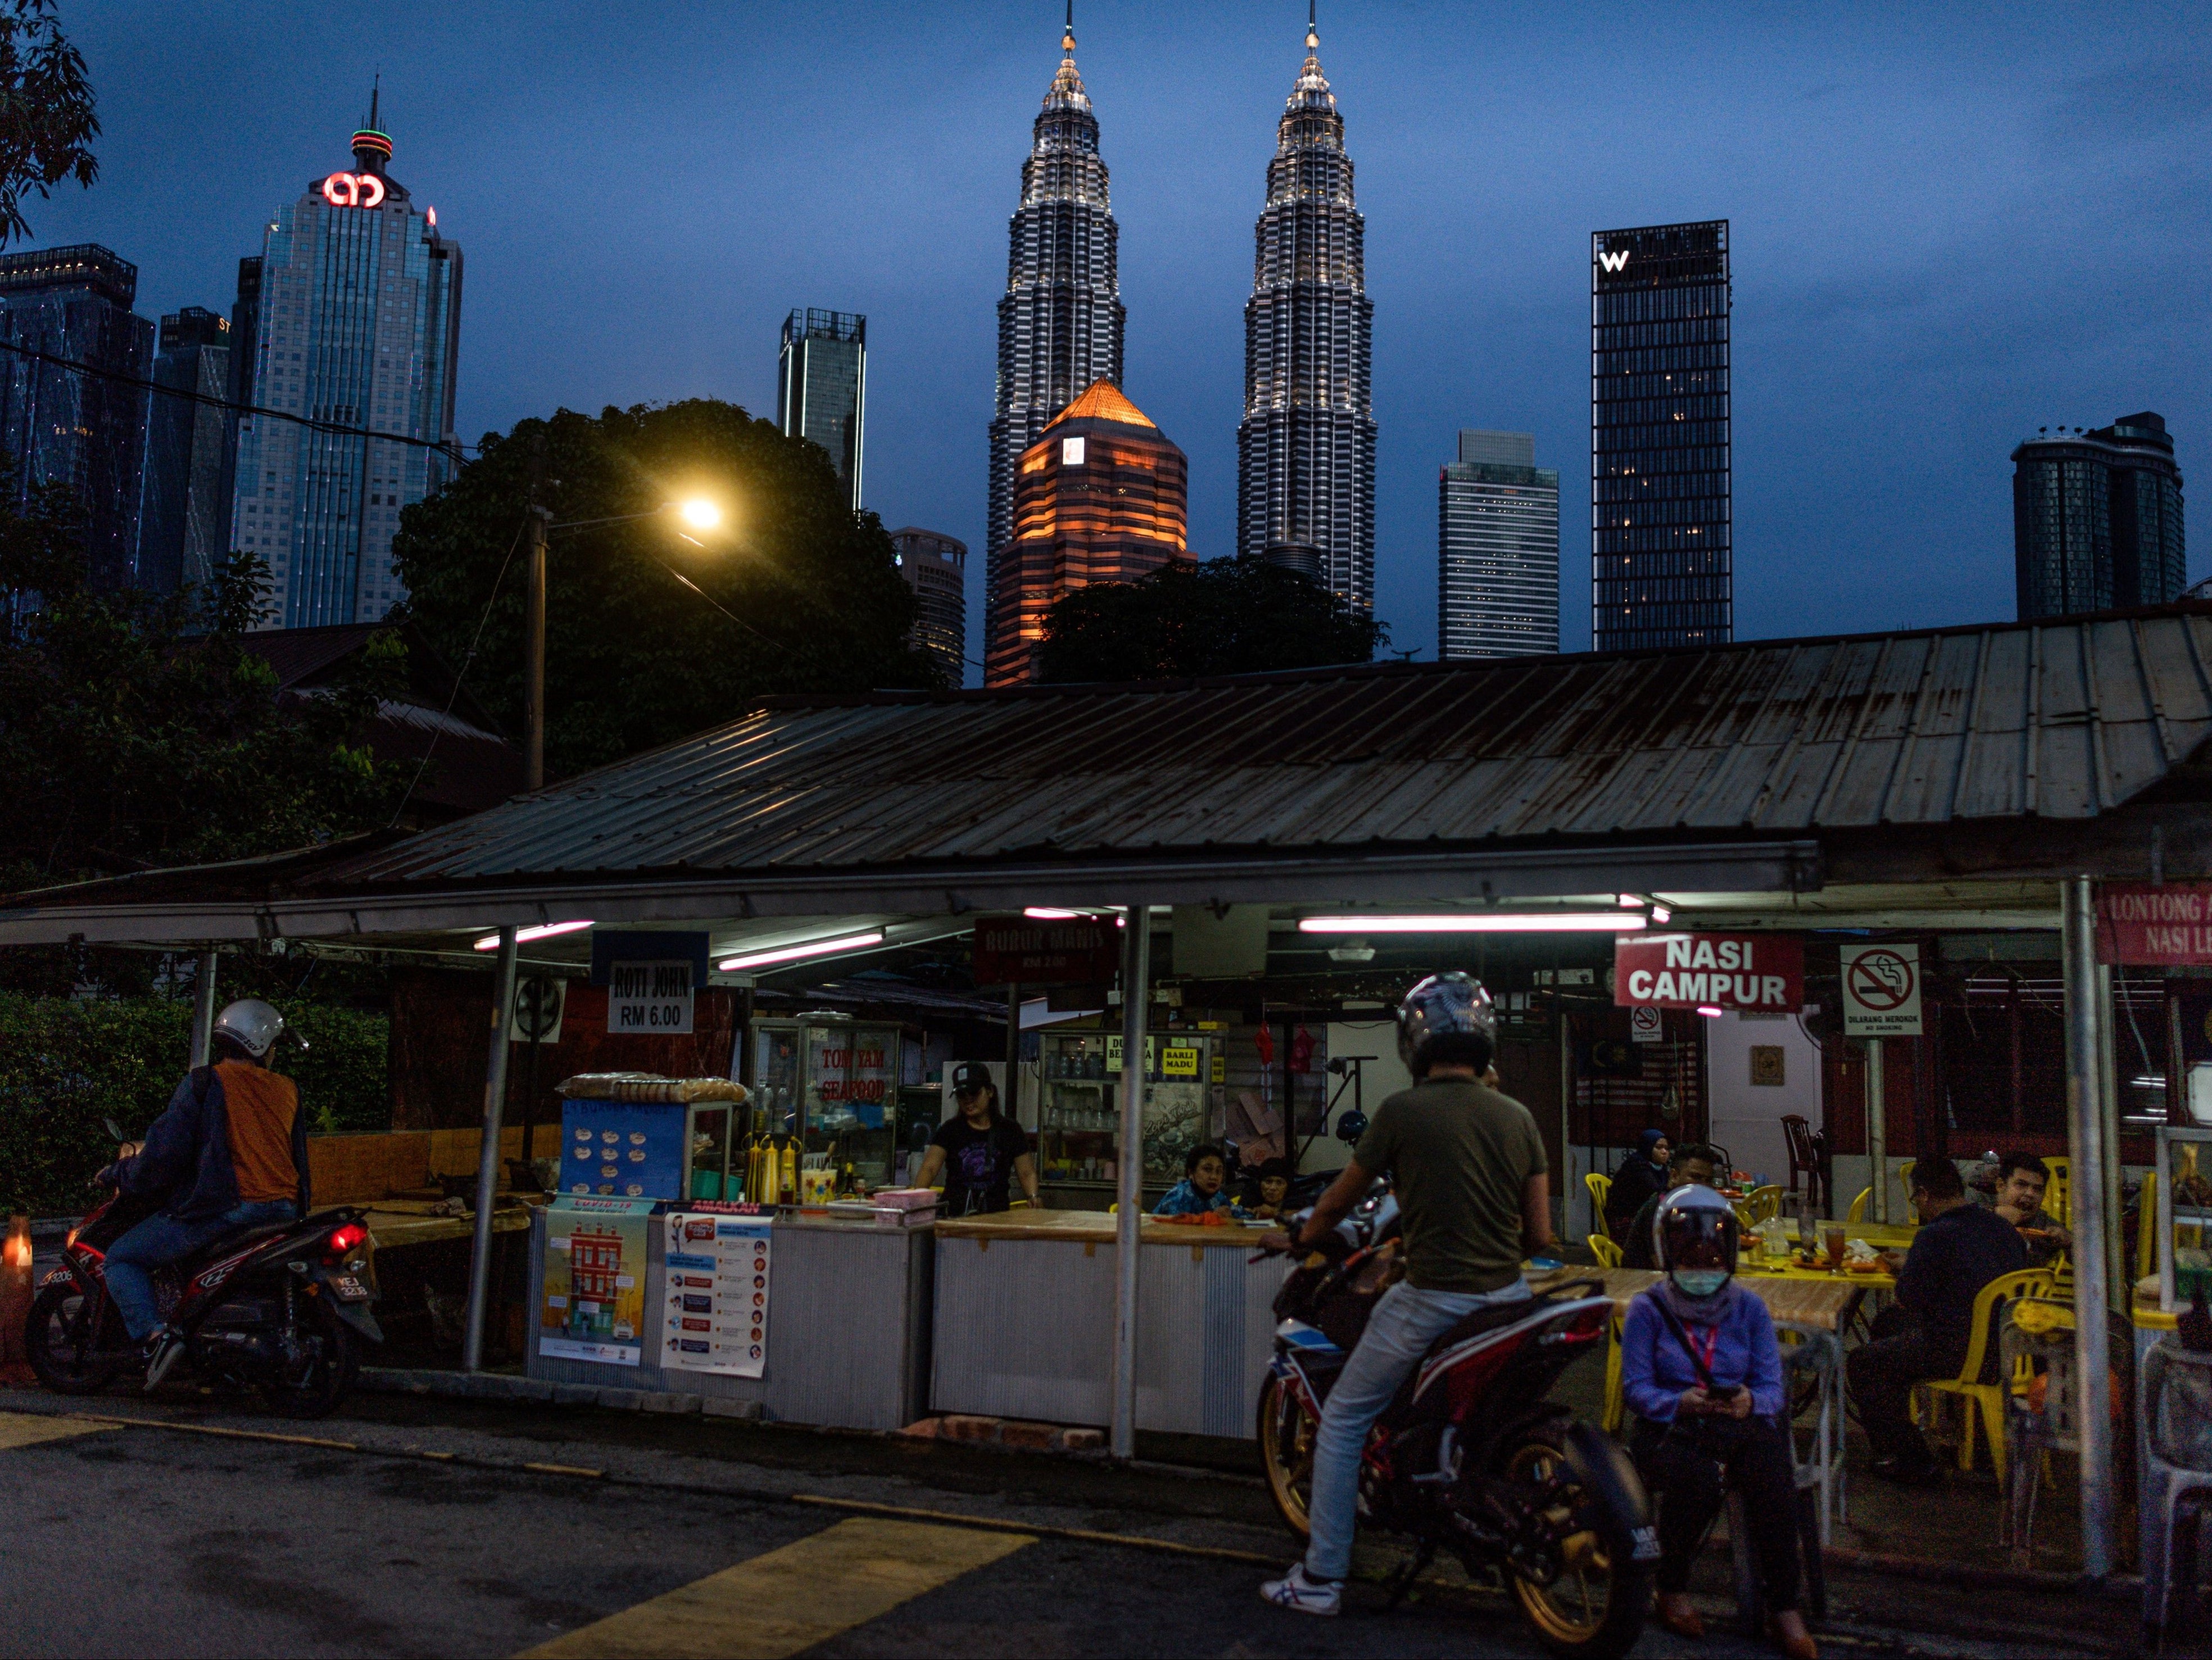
[677,498,722,531]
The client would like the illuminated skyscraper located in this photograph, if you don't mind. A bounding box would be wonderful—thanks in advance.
[229,93,461,628]
[2012,413,2186,619]
[987,380,1187,687]
[778,308,865,509]
[985,11,1125,666]
[1590,220,1730,651]
[1237,8,1376,611]
[138,306,232,597]
[1439,430,1559,659]
[889,525,967,687]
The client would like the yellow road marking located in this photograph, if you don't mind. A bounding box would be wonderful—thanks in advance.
[0,1410,117,1450]
[522,1460,604,1478]
[522,1516,1032,1659]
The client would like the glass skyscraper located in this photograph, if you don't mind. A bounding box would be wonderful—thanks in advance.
[778,309,866,510]
[2012,412,2186,620]
[137,306,231,597]
[889,526,967,687]
[0,244,152,590]
[229,103,461,629]
[1591,220,1730,651]
[1439,430,1559,660]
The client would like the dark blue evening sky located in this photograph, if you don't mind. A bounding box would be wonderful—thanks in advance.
[43,1,2212,677]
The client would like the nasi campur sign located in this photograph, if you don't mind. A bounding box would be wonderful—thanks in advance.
[1614,933,1805,1013]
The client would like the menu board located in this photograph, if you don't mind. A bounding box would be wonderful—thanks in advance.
[560,1099,687,1200]
[661,1211,773,1377]
[541,1196,654,1366]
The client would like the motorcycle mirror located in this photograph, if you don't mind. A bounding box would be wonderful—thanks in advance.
[103,1116,124,1142]
[1335,1109,1368,1145]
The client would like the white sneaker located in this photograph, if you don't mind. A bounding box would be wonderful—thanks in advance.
[1259,1562,1341,1616]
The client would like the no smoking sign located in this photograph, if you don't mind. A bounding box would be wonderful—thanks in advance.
[1842,943,1921,1036]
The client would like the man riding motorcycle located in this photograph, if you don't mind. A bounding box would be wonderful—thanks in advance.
[101,999,310,1386]
[1258,973,1557,1615]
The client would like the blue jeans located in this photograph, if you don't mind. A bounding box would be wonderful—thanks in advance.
[1304,1277,1533,1582]
[105,1200,297,1341]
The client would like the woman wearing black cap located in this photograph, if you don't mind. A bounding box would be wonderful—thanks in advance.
[914,1061,1040,1215]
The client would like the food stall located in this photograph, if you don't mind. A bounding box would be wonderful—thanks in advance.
[747,1015,904,1189]
[1034,1023,1223,1210]
[524,1074,936,1431]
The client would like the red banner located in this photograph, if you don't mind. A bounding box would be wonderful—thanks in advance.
[1614,933,1804,1012]
[972,915,1119,987]
[2096,884,2212,965]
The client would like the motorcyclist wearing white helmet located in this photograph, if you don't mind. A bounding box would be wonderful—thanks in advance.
[102,999,311,1384]
[1259,973,1556,1615]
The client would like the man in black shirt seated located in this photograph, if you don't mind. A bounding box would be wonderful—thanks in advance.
[1847,1157,2028,1483]
[1621,1143,1722,1269]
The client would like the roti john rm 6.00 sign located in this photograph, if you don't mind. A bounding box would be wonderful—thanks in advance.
[1613,933,1804,1013]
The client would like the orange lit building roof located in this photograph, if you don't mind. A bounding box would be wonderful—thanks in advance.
[1041,379,1157,433]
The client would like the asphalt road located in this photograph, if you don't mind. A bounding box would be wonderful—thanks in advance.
[0,1389,2134,1660]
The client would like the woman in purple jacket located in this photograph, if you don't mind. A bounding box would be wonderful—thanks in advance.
[1621,1186,1815,1660]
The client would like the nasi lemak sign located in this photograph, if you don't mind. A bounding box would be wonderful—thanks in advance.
[1615,933,1805,1013]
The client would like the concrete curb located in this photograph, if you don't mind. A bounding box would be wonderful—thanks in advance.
[358,1366,747,1418]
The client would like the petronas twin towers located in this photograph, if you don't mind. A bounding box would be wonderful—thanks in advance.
[985,8,1376,676]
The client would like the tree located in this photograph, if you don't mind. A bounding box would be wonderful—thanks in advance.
[0,0,97,246]
[392,400,940,781]
[1035,554,1388,684]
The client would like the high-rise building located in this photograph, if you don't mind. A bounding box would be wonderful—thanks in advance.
[985,13,1125,669]
[1439,430,1560,660]
[0,244,152,589]
[137,307,232,597]
[229,96,461,629]
[2013,412,2186,620]
[986,380,1187,687]
[777,308,866,509]
[1237,9,1376,611]
[1591,220,1731,651]
[889,526,967,687]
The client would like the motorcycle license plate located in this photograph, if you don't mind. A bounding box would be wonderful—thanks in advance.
[330,1275,371,1302]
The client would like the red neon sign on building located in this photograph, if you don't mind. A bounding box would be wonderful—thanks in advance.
[321,171,387,209]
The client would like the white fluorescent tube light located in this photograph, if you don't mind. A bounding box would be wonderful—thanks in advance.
[473,919,593,951]
[717,930,886,972]
[1023,908,1087,920]
[1298,914,1649,935]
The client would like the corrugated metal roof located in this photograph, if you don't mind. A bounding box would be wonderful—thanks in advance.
[324,607,2212,888]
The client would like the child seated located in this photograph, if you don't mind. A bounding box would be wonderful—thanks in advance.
[1154,1144,1232,1218]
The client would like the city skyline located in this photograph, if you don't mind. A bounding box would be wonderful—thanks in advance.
[22,1,2210,672]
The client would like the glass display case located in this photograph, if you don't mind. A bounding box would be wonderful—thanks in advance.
[2156,1124,2212,1312]
[748,1017,903,1189]
[1036,1027,1220,1199]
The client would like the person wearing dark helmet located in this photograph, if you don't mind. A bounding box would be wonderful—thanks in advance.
[1258,973,1554,1616]
[1621,1186,1815,1660]
[101,999,311,1387]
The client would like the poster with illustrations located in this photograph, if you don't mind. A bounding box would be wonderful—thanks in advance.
[559,1100,687,1200]
[661,1211,773,1377]
[541,1196,654,1365]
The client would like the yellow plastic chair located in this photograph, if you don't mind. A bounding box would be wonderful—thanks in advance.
[1915,1268,2053,1481]
[1743,1184,1784,1226]
[2042,1156,2070,1226]
[1897,1159,1915,1196]
[1847,1187,1872,1222]
[1585,1171,1612,1228]
[1588,1233,1623,1269]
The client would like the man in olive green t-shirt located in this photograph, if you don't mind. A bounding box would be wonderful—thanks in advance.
[1260,973,1554,1616]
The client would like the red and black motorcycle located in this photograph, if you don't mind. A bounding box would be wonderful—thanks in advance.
[25,1119,382,1418]
[1257,1187,1656,1658]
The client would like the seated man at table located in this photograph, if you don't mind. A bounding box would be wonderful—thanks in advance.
[1622,1142,1723,1269]
[1978,1151,2072,1267]
[1847,1158,2028,1483]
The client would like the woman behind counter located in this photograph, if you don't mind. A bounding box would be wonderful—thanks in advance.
[914,1062,1040,1215]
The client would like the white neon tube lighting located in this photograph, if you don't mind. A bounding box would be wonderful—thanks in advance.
[717,930,886,972]
[1298,914,1650,935]
[1023,907,1088,920]
[473,919,593,951]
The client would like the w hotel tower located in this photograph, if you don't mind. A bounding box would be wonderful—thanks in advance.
[229,94,462,628]
[1590,220,1730,651]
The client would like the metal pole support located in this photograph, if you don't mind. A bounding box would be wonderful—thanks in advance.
[1110,906,1150,1461]
[2060,876,2114,1581]
[189,950,219,1069]
[463,927,520,1372]
[1865,1038,1887,1223]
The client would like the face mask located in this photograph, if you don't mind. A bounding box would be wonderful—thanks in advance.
[1671,1268,1729,1298]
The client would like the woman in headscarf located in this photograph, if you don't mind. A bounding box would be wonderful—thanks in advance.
[1606,1128,1671,1240]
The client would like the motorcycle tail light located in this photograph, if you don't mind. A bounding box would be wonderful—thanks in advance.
[324,1223,366,1258]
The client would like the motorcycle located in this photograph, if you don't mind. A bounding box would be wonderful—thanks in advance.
[1255,1186,1657,1658]
[25,1118,382,1418]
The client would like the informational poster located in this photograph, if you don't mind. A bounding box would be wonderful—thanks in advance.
[1841,942,1922,1037]
[541,1196,654,1366]
[661,1211,773,1377]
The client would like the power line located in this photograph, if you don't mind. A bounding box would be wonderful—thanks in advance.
[0,335,471,461]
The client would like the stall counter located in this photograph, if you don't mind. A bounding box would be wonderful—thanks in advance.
[930,1209,1288,1439]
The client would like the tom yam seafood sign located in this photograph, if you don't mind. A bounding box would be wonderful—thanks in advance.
[1615,933,1805,1012]
[2096,883,2212,965]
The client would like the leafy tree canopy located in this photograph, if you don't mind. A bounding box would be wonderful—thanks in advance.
[1036,554,1387,684]
[0,0,96,246]
[0,480,409,896]
[393,400,939,781]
